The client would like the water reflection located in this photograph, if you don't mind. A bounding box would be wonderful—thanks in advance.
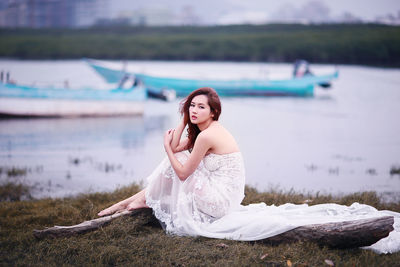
[1,60,400,202]
[0,115,168,198]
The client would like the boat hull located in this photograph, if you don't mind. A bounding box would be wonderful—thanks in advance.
[86,59,338,97]
[134,73,315,97]
[0,97,144,117]
[0,83,146,117]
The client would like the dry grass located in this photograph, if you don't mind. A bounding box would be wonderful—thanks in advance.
[0,183,399,266]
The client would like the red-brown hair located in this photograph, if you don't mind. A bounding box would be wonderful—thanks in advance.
[180,87,221,151]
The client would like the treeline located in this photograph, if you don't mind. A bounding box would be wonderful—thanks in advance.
[0,24,399,66]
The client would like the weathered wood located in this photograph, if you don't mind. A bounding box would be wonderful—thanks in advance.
[33,208,153,239]
[262,216,394,248]
[33,209,394,249]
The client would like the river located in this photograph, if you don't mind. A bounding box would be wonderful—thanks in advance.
[0,60,399,201]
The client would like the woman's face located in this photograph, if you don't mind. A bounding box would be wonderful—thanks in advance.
[189,94,213,125]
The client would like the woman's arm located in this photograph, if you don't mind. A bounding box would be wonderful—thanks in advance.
[164,130,211,181]
[170,118,188,153]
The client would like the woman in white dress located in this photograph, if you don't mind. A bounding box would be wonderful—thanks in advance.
[98,87,399,254]
[98,87,244,226]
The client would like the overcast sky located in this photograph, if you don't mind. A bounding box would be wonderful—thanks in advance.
[216,0,400,19]
[111,0,400,24]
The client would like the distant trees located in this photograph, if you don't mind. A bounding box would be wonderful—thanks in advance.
[0,24,399,66]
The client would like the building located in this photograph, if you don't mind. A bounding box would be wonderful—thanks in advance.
[0,0,110,28]
[74,0,110,27]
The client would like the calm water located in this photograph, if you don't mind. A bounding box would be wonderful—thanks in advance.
[1,60,400,200]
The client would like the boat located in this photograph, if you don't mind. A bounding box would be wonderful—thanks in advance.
[0,82,146,117]
[86,59,339,97]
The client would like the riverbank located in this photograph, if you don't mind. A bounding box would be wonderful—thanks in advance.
[1,23,400,67]
[1,183,399,266]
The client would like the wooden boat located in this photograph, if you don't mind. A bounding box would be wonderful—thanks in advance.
[86,59,339,97]
[0,82,146,117]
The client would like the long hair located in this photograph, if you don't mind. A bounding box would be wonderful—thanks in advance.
[180,87,221,151]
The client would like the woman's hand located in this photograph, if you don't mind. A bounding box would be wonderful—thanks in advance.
[164,129,175,151]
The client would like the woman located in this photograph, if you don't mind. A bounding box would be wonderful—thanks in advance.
[98,87,399,254]
[98,87,245,227]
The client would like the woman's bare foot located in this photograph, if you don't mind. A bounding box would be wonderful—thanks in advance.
[98,203,125,217]
[126,198,149,211]
[98,189,147,216]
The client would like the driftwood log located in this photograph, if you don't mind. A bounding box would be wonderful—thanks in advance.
[33,209,394,249]
[261,216,394,248]
[33,209,153,239]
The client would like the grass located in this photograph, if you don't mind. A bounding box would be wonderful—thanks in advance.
[0,183,399,266]
[0,166,27,177]
[0,182,32,201]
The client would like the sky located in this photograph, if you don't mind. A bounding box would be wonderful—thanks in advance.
[217,0,400,20]
[110,0,400,24]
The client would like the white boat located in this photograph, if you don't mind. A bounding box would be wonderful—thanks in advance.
[0,83,147,117]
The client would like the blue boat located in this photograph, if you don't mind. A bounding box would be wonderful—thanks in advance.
[0,82,146,117]
[86,59,339,97]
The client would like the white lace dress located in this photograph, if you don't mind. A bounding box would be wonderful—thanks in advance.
[145,151,400,254]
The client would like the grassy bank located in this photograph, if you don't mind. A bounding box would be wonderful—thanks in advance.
[1,183,399,266]
[1,24,400,67]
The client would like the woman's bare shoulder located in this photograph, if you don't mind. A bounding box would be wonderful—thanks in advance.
[201,122,223,135]
[202,123,234,141]
[197,129,214,141]
[202,122,239,154]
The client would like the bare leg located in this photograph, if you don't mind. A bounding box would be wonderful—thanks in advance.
[98,189,147,216]
[126,190,149,210]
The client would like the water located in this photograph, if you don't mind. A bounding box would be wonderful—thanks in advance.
[1,60,399,200]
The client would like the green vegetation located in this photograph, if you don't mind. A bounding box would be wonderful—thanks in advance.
[0,166,27,177]
[0,166,32,201]
[1,24,400,66]
[0,182,32,201]
[1,183,399,266]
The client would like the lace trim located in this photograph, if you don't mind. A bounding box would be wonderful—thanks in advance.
[145,194,172,231]
[145,151,245,235]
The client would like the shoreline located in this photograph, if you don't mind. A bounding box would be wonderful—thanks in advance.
[1,183,399,266]
[2,179,400,204]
